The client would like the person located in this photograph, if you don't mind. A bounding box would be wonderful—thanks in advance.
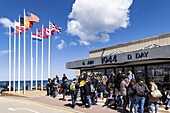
[53,77,59,98]
[109,71,116,88]
[120,76,129,112]
[101,73,108,97]
[62,74,68,83]
[79,73,87,108]
[102,88,115,108]
[148,79,159,113]
[134,77,150,113]
[55,75,60,84]
[128,78,136,113]
[115,70,122,90]
[165,90,170,110]
[69,78,79,108]
[61,78,68,101]
[92,74,99,104]
[46,78,51,96]
[128,70,135,82]
[84,81,92,109]
[50,79,54,96]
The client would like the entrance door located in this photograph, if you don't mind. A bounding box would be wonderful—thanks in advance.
[134,66,145,82]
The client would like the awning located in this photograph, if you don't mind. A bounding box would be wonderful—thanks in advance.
[66,45,170,69]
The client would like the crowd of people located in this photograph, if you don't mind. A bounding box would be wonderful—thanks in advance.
[46,71,170,113]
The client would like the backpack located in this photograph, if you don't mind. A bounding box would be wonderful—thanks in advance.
[135,83,146,96]
[70,82,75,91]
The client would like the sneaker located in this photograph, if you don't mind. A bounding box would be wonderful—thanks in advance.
[102,105,106,107]
[81,105,85,108]
[89,107,92,109]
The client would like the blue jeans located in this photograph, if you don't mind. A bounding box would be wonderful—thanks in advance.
[63,89,67,100]
[149,102,158,113]
[167,99,170,107]
[87,95,92,107]
[71,93,76,107]
[117,95,122,107]
[95,91,98,103]
[134,96,145,113]
[46,85,50,96]
[102,85,108,96]
[130,96,135,112]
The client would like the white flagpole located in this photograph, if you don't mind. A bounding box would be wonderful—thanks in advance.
[18,15,21,94]
[36,29,38,91]
[23,9,26,95]
[31,32,33,90]
[9,25,11,92]
[48,21,51,78]
[41,25,44,91]
[13,21,16,92]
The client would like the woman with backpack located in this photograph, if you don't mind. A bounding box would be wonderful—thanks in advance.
[148,79,160,113]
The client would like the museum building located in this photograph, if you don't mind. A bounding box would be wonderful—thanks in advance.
[66,33,170,90]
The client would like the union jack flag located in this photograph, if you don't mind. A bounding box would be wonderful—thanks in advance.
[49,21,62,34]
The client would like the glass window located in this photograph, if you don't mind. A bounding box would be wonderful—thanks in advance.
[115,68,123,74]
[134,66,145,82]
[147,64,170,90]
[93,69,105,77]
[106,68,114,75]
[124,67,133,75]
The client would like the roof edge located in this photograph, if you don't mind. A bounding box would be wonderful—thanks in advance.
[89,32,170,54]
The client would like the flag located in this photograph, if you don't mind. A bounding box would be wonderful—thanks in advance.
[20,17,33,28]
[10,26,15,33]
[15,21,28,32]
[20,17,24,26]
[25,11,39,22]
[43,26,50,35]
[43,35,48,39]
[10,26,21,34]
[49,21,62,34]
[25,21,33,28]
[43,26,54,36]
[31,30,41,41]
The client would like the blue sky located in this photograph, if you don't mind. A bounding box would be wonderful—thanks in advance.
[0,0,170,81]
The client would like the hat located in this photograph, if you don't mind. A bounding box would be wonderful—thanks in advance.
[73,78,77,82]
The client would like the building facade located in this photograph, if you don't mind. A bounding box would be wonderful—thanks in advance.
[66,33,170,90]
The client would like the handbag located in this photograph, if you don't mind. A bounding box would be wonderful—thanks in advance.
[151,84,162,98]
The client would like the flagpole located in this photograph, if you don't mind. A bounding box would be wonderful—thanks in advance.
[13,21,16,92]
[23,9,26,95]
[31,32,33,90]
[18,15,21,94]
[9,25,11,92]
[35,29,38,91]
[41,25,44,91]
[48,21,50,78]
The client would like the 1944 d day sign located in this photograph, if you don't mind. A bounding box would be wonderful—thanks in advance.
[127,51,149,60]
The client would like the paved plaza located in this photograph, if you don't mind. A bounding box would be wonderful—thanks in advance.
[1,91,169,113]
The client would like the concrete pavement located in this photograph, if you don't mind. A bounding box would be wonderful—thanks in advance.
[1,91,170,113]
[0,96,77,113]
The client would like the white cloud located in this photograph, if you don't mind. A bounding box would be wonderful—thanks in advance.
[54,36,60,40]
[69,41,78,46]
[79,40,90,46]
[57,40,65,50]
[0,18,14,28]
[67,0,133,45]
[0,50,12,56]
